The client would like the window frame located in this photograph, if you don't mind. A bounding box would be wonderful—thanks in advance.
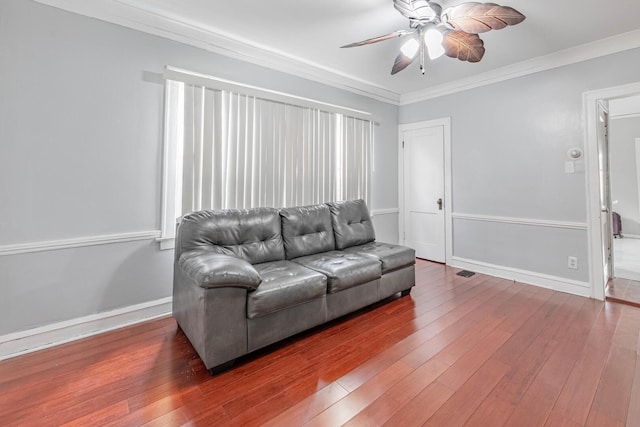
[157,67,375,250]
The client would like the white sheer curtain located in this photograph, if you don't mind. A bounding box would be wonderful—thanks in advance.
[168,80,371,217]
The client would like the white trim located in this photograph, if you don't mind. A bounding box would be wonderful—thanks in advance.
[610,113,640,120]
[584,82,640,301]
[156,236,176,250]
[398,118,452,264]
[371,208,399,217]
[400,29,640,105]
[0,297,172,361]
[449,257,592,299]
[165,67,376,123]
[31,1,640,107]
[451,213,588,230]
[444,119,453,265]
[159,80,179,249]
[31,0,400,105]
[0,231,162,256]
[636,138,640,223]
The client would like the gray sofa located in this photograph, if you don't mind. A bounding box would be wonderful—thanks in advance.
[173,199,415,374]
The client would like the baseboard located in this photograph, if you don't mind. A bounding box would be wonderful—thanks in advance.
[614,269,640,282]
[618,233,640,239]
[0,297,173,361]
[449,257,593,299]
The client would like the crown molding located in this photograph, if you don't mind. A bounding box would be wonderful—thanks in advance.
[400,29,640,105]
[31,1,640,108]
[32,0,402,105]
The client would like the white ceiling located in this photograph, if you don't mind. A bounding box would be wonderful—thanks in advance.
[37,0,640,103]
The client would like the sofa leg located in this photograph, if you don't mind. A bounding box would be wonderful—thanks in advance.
[209,359,235,376]
[400,288,412,297]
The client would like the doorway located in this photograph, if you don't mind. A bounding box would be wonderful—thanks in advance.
[398,118,452,263]
[605,97,640,306]
[585,83,640,301]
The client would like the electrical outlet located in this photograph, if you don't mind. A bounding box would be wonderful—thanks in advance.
[568,256,578,270]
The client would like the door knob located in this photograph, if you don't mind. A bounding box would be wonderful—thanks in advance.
[601,207,609,213]
[437,198,443,210]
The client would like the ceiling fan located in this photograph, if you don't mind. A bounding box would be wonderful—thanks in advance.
[341,0,525,75]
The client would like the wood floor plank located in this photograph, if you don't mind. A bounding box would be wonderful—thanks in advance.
[464,395,515,427]
[544,411,585,427]
[59,400,130,427]
[2,259,640,427]
[343,358,450,427]
[337,277,508,391]
[305,361,414,426]
[585,305,640,426]
[345,279,546,426]
[425,358,512,426]
[490,294,584,406]
[494,299,603,427]
[626,356,640,426]
[260,382,349,427]
[381,380,456,427]
[330,276,508,392]
[549,302,624,425]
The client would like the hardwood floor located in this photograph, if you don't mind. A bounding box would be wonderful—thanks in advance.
[2,259,640,426]
[607,277,640,308]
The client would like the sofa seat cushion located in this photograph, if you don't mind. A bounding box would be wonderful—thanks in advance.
[292,251,381,293]
[248,261,327,319]
[344,242,416,274]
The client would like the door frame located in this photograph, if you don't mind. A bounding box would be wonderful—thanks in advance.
[398,117,453,264]
[584,82,640,300]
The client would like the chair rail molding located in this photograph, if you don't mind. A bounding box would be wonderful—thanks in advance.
[451,213,588,230]
[0,231,162,256]
[371,208,400,217]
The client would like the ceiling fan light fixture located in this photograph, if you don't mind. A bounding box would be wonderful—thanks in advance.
[424,28,445,59]
[400,38,420,58]
[342,0,525,75]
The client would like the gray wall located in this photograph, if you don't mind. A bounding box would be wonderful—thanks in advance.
[0,0,399,335]
[610,116,640,236]
[400,48,640,282]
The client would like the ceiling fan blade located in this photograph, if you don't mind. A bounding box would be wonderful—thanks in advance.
[341,30,412,48]
[393,0,437,22]
[442,30,485,62]
[442,2,525,34]
[391,51,418,75]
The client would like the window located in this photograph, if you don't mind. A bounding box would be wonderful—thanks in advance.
[158,68,373,249]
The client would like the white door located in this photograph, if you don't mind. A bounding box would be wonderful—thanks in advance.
[401,124,446,262]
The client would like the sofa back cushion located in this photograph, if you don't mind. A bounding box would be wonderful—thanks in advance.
[280,204,336,259]
[327,199,376,249]
[177,207,285,264]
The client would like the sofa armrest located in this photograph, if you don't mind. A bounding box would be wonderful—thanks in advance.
[178,251,262,290]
